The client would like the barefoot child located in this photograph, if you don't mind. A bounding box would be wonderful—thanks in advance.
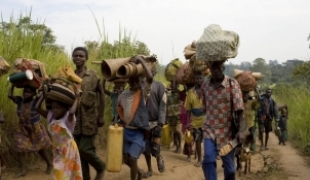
[8,85,52,178]
[35,90,82,180]
[184,71,205,167]
[117,56,153,180]
[277,105,288,146]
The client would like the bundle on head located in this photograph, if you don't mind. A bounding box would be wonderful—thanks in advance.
[189,54,210,75]
[9,57,48,89]
[165,58,183,81]
[175,62,195,85]
[196,24,240,62]
[234,69,262,92]
[184,41,196,60]
[0,56,10,77]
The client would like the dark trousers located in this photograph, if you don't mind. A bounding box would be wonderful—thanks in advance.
[74,134,106,180]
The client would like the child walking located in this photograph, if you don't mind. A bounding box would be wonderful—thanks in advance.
[36,91,82,180]
[117,56,154,180]
[278,104,288,145]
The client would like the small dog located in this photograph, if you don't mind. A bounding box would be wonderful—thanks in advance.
[235,146,252,176]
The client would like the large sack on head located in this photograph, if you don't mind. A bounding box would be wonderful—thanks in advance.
[54,65,82,84]
[233,69,262,92]
[184,41,196,60]
[196,24,240,62]
[10,57,48,89]
[165,58,183,81]
[0,56,10,77]
[189,54,209,74]
[175,62,195,85]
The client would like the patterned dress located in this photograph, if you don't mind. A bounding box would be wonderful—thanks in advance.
[13,96,51,152]
[47,111,82,180]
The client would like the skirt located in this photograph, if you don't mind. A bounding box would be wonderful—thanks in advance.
[13,121,51,152]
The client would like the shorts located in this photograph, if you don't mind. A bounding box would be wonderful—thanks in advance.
[258,120,272,133]
[123,128,145,159]
[144,126,162,157]
[192,128,203,142]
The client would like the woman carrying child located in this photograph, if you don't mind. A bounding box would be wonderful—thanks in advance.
[36,84,82,180]
[8,85,52,178]
[117,55,154,180]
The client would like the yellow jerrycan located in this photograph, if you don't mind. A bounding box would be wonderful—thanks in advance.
[161,124,171,146]
[106,124,124,172]
[184,130,192,144]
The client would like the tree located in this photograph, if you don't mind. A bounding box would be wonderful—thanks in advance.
[293,60,310,87]
[250,58,271,83]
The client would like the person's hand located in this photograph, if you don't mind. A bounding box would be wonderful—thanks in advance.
[236,130,246,144]
[129,55,144,64]
[97,116,104,127]
[186,124,193,131]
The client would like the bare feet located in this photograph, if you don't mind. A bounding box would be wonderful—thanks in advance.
[174,147,181,154]
[194,161,202,167]
[187,156,191,162]
[45,165,53,174]
[94,170,105,180]
[142,171,152,178]
[14,169,26,178]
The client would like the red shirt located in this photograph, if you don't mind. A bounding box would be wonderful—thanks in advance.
[201,76,244,150]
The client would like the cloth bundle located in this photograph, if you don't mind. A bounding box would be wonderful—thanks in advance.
[0,56,10,77]
[11,57,48,89]
[175,62,195,85]
[164,58,183,81]
[43,66,81,106]
[196,24,240,62]
[233,69,262,92]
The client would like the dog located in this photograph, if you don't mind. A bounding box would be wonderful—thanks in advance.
[235,145,252,176]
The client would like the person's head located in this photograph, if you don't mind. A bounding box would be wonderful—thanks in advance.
[114,82,125,93]
[265,88,272,99]
[194,71,204,86]
[128,75,143,91]
[242,91,250,103]
[281,109,287,117]
[51,100,70,120]
[72,47,88,67]
[23,86,36,100]
[207,60,225,80]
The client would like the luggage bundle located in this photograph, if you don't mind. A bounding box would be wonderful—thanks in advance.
[164,58,183,82]
[92,55,157,82]
[42,66,82,106]
[8,57,48,89]
[196,24,240,62]
[233,69,262,92]
[0,56,10,77]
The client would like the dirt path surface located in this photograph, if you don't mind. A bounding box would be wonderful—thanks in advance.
[1,133,309,180]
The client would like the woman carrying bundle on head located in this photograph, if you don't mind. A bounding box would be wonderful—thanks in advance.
[35,77,83,180]
[8,85,53,178]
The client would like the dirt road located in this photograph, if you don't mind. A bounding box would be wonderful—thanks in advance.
[2,133,309,180]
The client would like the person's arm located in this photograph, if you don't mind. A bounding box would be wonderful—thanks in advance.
[157,89,167,126]
[96,80,105,127]
[136,56,153,84]
[68,91,79,122]
[8,85,17,103]
[102,79,112,96]
[35,94,48,118]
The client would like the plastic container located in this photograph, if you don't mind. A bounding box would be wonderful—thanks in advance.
[161,124,171,147]
[106,124,124,172]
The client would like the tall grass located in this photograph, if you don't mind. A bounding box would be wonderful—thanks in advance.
[0,12,72,165]
[274,84,310,155]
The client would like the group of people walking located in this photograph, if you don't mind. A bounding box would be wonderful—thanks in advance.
[4,46,290,180]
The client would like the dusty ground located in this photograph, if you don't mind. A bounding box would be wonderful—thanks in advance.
[1,133,309,180]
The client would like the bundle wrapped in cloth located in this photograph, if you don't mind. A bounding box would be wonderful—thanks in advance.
[233,69,262,92]
[165,58,183,81]
[8,57,48,89]
[175,62,195,85]
[43,65,82,106]
[0,56,10,77]
[196,24,240,62]
[184,41,210,75]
